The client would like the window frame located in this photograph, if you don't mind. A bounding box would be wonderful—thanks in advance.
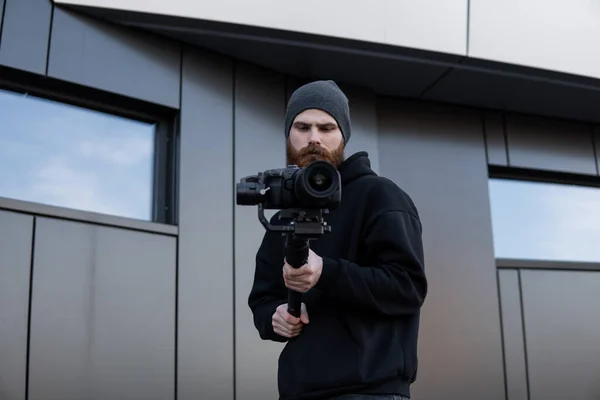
[489,164,600,271]
[489,165,600,190]
[0,65,179,229]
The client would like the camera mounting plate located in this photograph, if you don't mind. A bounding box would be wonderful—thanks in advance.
[257,204,331,238]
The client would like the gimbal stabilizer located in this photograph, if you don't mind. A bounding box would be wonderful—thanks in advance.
[236,160,341,317]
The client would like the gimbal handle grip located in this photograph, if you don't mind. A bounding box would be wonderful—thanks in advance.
[285,235,309,318]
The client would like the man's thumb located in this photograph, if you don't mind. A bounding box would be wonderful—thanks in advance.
[301,312,309,324]
[300,304,309,324]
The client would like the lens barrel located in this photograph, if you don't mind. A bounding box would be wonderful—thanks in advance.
[295,160,340,206]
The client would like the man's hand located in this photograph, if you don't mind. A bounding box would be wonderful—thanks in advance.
[283,248,323,293]
[272,303,309,338]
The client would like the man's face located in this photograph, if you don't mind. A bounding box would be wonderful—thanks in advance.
[286,109,345,168]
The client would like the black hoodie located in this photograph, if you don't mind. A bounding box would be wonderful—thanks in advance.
[248,151,428,400]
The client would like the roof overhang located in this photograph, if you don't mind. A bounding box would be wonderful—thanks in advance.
[52,1,600,125]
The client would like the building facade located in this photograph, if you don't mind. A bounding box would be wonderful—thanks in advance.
[1,1,599,399]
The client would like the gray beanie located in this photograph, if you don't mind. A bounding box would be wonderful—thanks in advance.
[284,80,351,144]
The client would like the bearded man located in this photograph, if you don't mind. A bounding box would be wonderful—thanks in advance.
[248,80,428,400]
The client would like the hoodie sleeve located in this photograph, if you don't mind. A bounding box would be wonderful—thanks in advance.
[247,220,290,342]
[314,205,427,317]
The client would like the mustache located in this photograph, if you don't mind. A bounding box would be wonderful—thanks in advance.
[286,139,344,168]
[298,144,330,157]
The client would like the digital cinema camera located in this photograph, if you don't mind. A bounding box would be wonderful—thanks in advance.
[236,160,342,317]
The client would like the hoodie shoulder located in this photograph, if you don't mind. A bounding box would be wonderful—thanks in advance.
[338,152,420,219]
[361,175,420,221]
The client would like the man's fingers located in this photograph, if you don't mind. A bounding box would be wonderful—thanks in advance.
[284,281,309,293]
[283,264,309,277]
[274,325,294,338]
[280,310,300,324]
[283,274,312,292]
[275,311,302,328]
[273,323,293,337]
[275,328,301,338]
[273,319,303,337]
[284,283,316,294]
[284,275,311,285]
[272,302,309,337]
[283,266,313,290]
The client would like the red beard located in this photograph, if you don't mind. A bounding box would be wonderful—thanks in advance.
[286,141,345,168]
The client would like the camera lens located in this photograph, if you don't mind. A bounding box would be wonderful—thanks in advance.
[308,169,332,192]
[295,160,341,207]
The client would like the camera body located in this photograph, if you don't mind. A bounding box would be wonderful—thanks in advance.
[236,160,341,211]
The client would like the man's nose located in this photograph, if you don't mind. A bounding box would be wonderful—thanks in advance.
[308,128,321,144]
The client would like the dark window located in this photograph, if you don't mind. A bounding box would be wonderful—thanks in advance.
[488,178,600,263]
[0,84,176,223]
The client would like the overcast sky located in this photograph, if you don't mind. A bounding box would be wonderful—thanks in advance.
[0,88,155,221]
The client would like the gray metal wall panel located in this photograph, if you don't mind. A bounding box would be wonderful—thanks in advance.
[0,210,33,400]
[47,7,181,108]
[177,46,234,400]
[341,84,380,174]
[28,218,175,400]
[0,0,52,74]
[285,76,304,101]
[594,126,600,175]
[234,62,286,400]
[498,270,528,400]
[484,111,508,166]
[505,114,597,175]
[377,99,505,400]
[520,270,600,400]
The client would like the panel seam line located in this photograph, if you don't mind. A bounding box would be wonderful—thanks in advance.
[482,112,490,165]
[466,0,471,55]
[232,59,237,400]
[174,42,183,400]
[496,269,509,400]
[25,216,37,400]
[0,0,7,47]
[517,270,531,400]
[45,2,55,76]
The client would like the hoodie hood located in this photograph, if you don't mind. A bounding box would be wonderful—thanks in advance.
[337,151,377,186]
